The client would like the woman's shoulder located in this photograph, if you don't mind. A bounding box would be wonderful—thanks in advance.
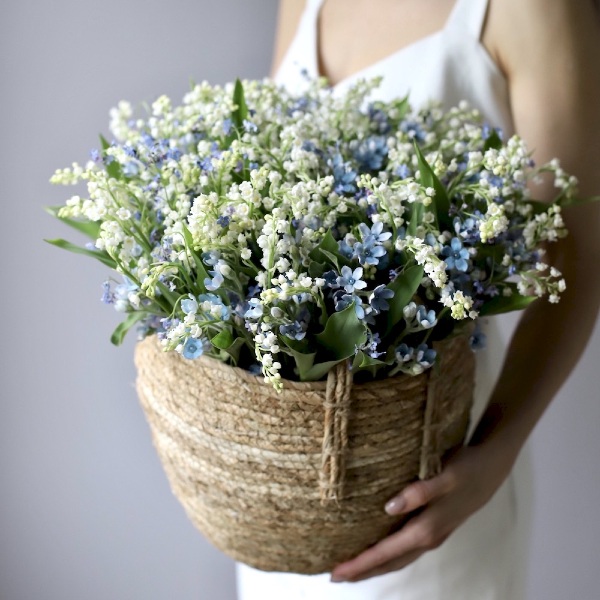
[484,0,599,80]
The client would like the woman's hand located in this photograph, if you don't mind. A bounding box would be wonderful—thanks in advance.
[330,439,519,583]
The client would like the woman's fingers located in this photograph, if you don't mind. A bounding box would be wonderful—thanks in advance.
[332,549,426,583]
[331,507,453,582]
[385,468,457,515]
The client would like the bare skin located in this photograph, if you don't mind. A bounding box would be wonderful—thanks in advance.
[273,0,600,584]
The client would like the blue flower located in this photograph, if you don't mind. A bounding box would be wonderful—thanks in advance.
[101,281,115,305]
[358,221,392,244]
[400,120,426,142]
[204,270,224,291]
[337,266,367,293]
[352,222,391,266]
[247,283,262,298]
[353,135,388,171]
[323,270,340,288]
[424,233,438,247]
[338,238,354,259]
[395,343,413,363]
[331,153,357,195]
[395,164,411,179]
[415,344,437,367]
[369,285,395,315]
[280,321,306,340]
[182,337,206,360]
[166,147,182,161]
[364,332,384,358]
[243,119,258,133]
[368,105,391,134]
[415,306,437,329]
[222,119,233,135]
[202,250,220,266]
[248,363,262,376]
[217,215,230,228]
[333,292,365,319]
[470,327,487,350]
[122,161,140,176]
[244,298,263,319]
[89,148,102,163]
[453,217,480,243]
[181,296,199,314]
[291,292,310,305]
[123,143,137,157]
[198,293,231,320]
[352,239,387,266]
[114,277,138,312]
[442,237,470,272]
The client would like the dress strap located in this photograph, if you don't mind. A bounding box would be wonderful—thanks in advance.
[307,0,325,13]
[447,0,491,40]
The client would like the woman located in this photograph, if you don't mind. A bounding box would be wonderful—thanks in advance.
[237,0,600,597]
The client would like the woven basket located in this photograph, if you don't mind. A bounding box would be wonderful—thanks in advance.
[134,330,475,574]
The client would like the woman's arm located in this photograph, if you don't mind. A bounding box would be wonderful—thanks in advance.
[331,0,600,582]
[469,0,600,451]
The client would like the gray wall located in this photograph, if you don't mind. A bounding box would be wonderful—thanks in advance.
[1,1,598,599]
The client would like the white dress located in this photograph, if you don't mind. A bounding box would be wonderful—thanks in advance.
[237,0,534,597]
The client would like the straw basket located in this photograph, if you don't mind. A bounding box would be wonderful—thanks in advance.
[134,330,475,574]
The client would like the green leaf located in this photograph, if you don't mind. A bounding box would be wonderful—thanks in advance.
[156,281,179,307]
[45,206,101,240]
[221,337,245,362]
[351,350,392,377]
[280,337,316,380]
[478,289,537,316]
[414,141,451,230]
[390,95,410,120]
[210,328,234,350]
[100,134,123,181]
[181,223,209,292]
[231,78,249,130]
[385,264,424,335]
[407,202,424,236]
[45,238,117,269]
[211,331,245,362]
[309,229,350,271]
[302,358,344,382]
[110,312,147,346]
[308,262,326,278]
[315,303,367,361]
[483,129,503,151]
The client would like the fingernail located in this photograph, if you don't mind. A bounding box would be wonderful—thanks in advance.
[385,496,406,515]
[330,573,347,583]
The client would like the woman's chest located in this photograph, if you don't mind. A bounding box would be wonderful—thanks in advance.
[317,0,457,85]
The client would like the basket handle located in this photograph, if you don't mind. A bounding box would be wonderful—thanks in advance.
[320,361,353,504]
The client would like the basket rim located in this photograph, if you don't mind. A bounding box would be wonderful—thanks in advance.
[138,323,473,393]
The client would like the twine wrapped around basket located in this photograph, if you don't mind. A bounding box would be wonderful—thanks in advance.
[134,330,475,574]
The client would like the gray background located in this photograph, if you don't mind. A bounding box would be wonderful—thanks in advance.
[1,1,599,599]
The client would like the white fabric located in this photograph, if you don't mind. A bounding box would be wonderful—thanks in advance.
[237,0,534,597]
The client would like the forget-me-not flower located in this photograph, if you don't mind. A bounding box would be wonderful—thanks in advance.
[333,292,365,319]
[442,237,470,272]
[337,266,367,293]
[368,285,395,315]
[182,337,207,360]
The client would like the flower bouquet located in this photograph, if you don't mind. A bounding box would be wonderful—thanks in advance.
[48,77,576,573]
